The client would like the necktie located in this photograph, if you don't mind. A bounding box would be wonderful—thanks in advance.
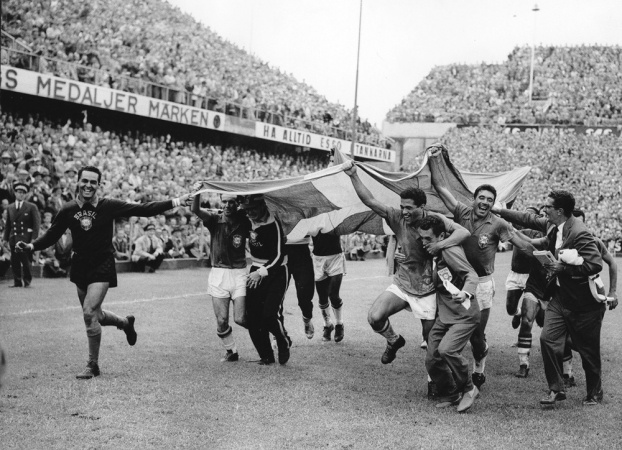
[17,202,21,210]
[548,226,558,254]
[149,238,154,253]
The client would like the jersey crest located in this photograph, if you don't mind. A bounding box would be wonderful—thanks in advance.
[437,267,452,282]
[232,234,243,248]
[74,210,97,231]
[478,233,490,249]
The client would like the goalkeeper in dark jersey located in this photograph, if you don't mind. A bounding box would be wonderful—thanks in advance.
[17,166,189,379]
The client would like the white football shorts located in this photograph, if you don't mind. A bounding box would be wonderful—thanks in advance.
[386,284,436,320]
[505,270,529,291]
[208,267,247,299]
[312,253,346,281]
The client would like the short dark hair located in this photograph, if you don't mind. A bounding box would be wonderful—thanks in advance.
[572,208,586,222]
[474,184,497,202]
[418,215,446,236]
[78,165,102,183]
[549,190,575,216]
[399,187,426,207]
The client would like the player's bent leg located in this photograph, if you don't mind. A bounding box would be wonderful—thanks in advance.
[506,289,523,316]
[213,296,239,361]
[368,289,409,364]
[76,283,109,379]
[515,294,539,378]
[328,274,344,342]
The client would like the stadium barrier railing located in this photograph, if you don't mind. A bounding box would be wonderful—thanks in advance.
[1,47,389,148]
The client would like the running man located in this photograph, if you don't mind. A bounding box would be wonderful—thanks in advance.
[343,160,470,396]
[239,194,291,365]
[428,145,532,390]
[17,166,189,379]
[312,232,346,342]
[191,188,251,362]
[419,215,480,412]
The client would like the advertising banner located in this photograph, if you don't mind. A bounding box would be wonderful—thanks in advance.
[255,123,396,162]
[1,66,225,131]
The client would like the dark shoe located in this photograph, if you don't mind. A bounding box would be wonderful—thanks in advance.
[457,387,479,413]
[381,335,406,364]
[223,351,239,362]
[124,315,137,346]
[334,324,344,343]
[563,374,577,388]
[511,314,521,329]
[472,372,486,389]
[9,282,22,288]
[277,334,292,365]
[540,390,566,406]
[427,381,438,399]
[76,361,100,379]
[515,365,529,378]
[148,267,156,273]
[304,320,314,340]
[435,390,462,408]
[322,323,335,342]
[278,347,290,365]
[258,355,275,365]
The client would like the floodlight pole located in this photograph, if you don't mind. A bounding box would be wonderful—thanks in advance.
[528,4,539,104]
[350,0,363,157]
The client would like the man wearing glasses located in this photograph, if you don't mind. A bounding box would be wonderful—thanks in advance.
[3,181,40,287]
[493,191,607,407]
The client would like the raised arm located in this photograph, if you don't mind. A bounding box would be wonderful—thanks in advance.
[427,146,458,213]
[342,160,389,219]
[424,211,470,255]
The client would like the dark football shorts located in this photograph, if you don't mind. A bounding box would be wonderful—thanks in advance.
[70,252,118,290]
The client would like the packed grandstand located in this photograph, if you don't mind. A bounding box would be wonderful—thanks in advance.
[1,0,620,270]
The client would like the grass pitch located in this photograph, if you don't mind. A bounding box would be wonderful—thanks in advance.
[1,253,622,449]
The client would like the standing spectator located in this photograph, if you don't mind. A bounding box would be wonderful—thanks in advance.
[3,182,40,288]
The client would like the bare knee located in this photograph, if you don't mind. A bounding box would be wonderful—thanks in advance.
[234,316,247,329]
[367,309,385,330]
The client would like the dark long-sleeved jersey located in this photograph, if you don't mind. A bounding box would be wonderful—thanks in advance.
[248,212,286,276]
[32,198,175,256]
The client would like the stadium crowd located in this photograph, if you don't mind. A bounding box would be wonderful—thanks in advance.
[386,45,622,126]
[1,0,387,147]
[0,108,334,269]
[440,126,622,246]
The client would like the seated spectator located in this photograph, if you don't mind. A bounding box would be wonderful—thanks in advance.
[112,228,131,261]
[169,227,187,258]
[131,224,165,272]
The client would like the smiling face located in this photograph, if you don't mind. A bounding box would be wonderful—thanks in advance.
[78,170,100,201]
[400,198,423,226]
[472,189,495,219]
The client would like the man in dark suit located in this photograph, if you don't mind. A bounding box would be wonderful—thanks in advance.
[493,190,605,407]
[3,182,41,287]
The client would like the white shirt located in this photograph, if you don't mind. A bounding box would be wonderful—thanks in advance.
[555,221,566,250]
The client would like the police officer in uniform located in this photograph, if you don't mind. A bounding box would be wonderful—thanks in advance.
[3,182,40,287]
